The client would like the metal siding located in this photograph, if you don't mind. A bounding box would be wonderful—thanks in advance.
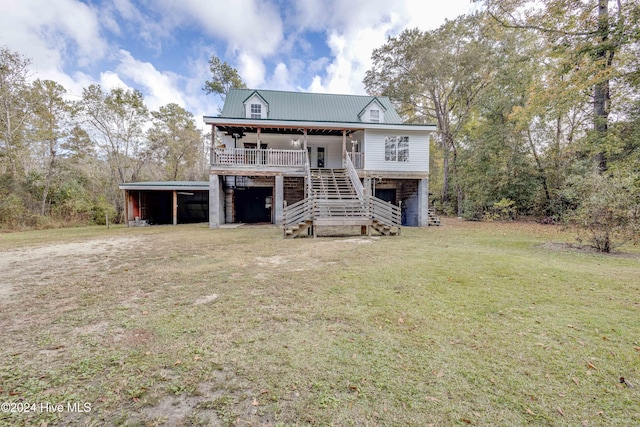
[364,130,430,172]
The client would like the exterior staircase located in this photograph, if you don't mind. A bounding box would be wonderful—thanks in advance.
[283,152,402,238]
[309,168,370,226]
[427,208,441,226]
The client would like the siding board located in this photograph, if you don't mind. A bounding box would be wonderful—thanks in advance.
[363,130,430,172]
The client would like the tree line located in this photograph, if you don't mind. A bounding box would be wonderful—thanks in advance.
[364,0,640,251]
[0,47,208,229]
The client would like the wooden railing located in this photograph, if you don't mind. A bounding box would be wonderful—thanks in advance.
[212,148,306,167]
[344,151,365,200]
[283,197,314,229]
[347,152,364,169]
[369,196,402,228]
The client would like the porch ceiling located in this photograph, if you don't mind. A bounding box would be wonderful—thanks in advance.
[216,125,358,137]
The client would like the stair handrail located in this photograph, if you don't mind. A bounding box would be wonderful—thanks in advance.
[305,149,313,198]
[343,151,365,201]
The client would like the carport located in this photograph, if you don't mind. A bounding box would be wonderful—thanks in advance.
[119,181,209,226]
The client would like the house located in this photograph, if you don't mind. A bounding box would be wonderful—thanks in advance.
[205,89,440,237]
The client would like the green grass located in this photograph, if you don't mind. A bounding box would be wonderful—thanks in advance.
[0,220,639,426]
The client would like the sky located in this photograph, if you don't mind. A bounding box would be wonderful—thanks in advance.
[0,0,476,128]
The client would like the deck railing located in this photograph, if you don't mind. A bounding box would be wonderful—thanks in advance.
[212,148,306,168]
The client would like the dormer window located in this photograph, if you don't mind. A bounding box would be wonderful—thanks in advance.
[250,104,262,119]
[359,98,385,123]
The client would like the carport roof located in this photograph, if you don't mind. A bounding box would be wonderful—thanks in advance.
[119,181,209,191]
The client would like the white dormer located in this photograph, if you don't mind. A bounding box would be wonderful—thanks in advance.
[358,98,386,123]
[243,91,269,119]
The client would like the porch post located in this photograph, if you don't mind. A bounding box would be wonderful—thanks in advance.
[124,190,129,227]
[362,177,372,197]
[209,174,222,228]
[418,178,429,227]
[225,188,234,223]
[303,129,307,151]
[210,125,216,165]
[342,130,346,167]
[275,175,284,225]
[172,190,178,225]
[257,127,262,165]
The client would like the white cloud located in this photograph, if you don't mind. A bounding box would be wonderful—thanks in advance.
[237,53,266,88]
[297,0,473,94]
[268,63,296,91]
[179,51,223,129]
[0,0,107,72]
[405,0,479,31]
[115,50,186,111]
[305,19,397,94]
[99,71,132,92]
[154,0,284,57]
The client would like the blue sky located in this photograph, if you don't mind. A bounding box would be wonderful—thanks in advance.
[0,0,475,128]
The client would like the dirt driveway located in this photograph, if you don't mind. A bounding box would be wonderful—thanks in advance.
[0,236,141,300]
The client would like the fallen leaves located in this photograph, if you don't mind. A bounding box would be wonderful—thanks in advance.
[587,361,597,370]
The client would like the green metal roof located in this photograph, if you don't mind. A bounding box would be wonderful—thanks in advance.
[220,89,403,124]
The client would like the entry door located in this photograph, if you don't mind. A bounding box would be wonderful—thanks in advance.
[317,147,325,168]
[307,146,326,168]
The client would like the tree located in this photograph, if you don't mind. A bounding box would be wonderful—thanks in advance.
[79,85,149,184]
[478,0,640,173]
[147,103,205,181]
[78,85,149,219]
[0,47,31,179]
[365,14,493,213]
[203,55,246,101]
[29,79,75,215]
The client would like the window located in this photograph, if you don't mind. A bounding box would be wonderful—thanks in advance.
[370,109,379,123]
[250,103,262,119]
[385,136,409,162]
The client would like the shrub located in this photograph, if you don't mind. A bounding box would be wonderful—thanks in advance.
[568,174,640,252]
[489,198,517,221]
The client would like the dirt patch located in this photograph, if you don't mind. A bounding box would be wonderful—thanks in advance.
[0,236,142,302]
[256,255,288,266]
[144,393,219,426]
[194,293,219,305]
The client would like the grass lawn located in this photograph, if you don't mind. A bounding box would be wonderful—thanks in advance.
[0,219,639,426]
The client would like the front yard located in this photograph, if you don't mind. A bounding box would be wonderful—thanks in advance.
[0,220,638,426]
